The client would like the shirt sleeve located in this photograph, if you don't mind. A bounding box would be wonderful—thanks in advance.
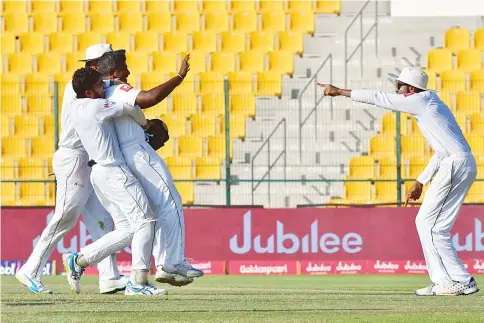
[416,154,440,185]
[112,84,142,107]
[351,90,425,116]
[92,99,125,122]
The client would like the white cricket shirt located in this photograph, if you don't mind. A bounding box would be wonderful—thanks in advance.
[351,90,472,184]
[104,84,145,148]
[70,98,126,166]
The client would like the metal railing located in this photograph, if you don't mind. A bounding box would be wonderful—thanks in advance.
[344,0,379,87]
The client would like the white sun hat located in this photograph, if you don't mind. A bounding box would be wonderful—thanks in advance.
[78,44,114,62]
[388,68,434,91]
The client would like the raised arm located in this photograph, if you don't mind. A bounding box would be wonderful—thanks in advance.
[135,54,191,109]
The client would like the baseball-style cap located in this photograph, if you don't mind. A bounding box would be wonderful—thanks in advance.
[78,44,114,62]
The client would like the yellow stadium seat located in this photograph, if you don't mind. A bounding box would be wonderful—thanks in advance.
[369,135,395,157]
[345,182,372,201]
[239,51,264,73]
[169,71,195,94]
[172,93,198,119]
[14,115,40,137]
[470,70,484,93]
[249,31,274,53]
[455,112,469,133]
[474,28,484,52]
[31,0,56,13]
[26,95,53,115]
[1,117,11,137]
[157,138,174,158]
[31,136,54,158]
[457,48,482,72]
[178,135,203,158]
[401,135,425,157]
[175,11,201,34]
[2,137,27,157]
[162,113,187,137]
[375,182,400,202]
[198,71,224,94]
[145,0,170,12]
[202,0,227,12]
[190,114,216,137]
[193,31,217,53]
[134,31,159,53]
[1,74,22,115]
[408,116,423,135]
[456,91,482,114]
[146,12,172,33]
[425,69,437,90]
[60,13,87,33]
[106,32,131,51]
[126,52,149,73]
[466,135,484,154]
[476,155,484,179]
[151,52,177,73]
[220,31,246,53]
[231,0,255,12]
[19,33,45,55]
[470,113,484,134]
[278,31,303,55]
[1,33,16,55]
[348,156,375,179]
[438,91,453,109]
[3,12,29,35]
[1,182,17,206]
[408,155,431,179]
[48,32,73,54]
[257,71,282,96]
[228,72,253,94]
[315,0,341,14]
[427,48,453,75]
[37,52,62,74]
[41,115,55,136]
[173,0,199,12]
[163,31,188,53]
[118,12,143,33]
[208,135,232,160]
[221,114,246,139]
[289,11,314,34]
[377,156,397,179]
[88,12,115,33]
[233,10,257,33]
[88,0,113,12]
[8,53,33,74]
[32,12,58,34]
[18,157,46,179]
[231,93,255,118]
[116,0,142,12]
[288,0,312,11]
[174,181,194,205]
[445,27,470,53]
[465,181,484,203]
[1,157,16,179]
[195,157,221,180]
[65,52,84,72]
[24,73,51,95]
[3,0,27,13]
[200,93,224,116]
[166,156,192,179]
[76,32,102,52]
[261,11,286,33]
[268,51,294,75]
[143,98,168,119]
[19,182,48,206]
[60,0,84,13]
[441,70,466,93]
[259,0,284,11]
[381,112,409,135]
[183,51,207,74]
[210,52,235,74]
[203,11,229,33]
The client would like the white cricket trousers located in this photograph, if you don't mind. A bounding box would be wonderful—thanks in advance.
[81,163,156,272]
[122,141,185,268]
[416,153,476,286]
[21,148,120,281]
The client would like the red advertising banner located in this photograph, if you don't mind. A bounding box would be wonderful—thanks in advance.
[229,260,299,275]
[2,207,483,267]
[190,260,226,275]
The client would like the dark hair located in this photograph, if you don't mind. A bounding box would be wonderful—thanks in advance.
[84,60,98,68]
[98,50,127,77]
[72,67,101,98]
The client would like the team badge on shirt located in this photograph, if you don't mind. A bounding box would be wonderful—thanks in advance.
[104,100,117,108]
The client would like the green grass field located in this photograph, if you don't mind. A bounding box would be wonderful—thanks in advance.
[1,275,483,323]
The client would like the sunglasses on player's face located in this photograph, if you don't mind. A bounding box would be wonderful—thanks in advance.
[395,81,407,93]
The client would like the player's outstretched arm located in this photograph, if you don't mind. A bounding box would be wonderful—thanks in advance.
[316,83,352,97]
[135,54,191,109]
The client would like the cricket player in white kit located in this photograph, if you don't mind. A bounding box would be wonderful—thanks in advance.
[318,68,479,296]
[96,51,203,284]
[63,67,165,296]
[16,45,127,295]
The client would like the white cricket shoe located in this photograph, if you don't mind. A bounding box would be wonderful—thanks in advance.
[415,282,437,296]
[62,253,84,294]
[15,271,53,294]
[415,278,479,296]
[124,281,168,296]
[162,258,204,279]
[99,275,128,294]
[155,267,193,287]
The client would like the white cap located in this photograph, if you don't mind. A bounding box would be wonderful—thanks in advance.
[388,68,433,91]
[78,44,113,62]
